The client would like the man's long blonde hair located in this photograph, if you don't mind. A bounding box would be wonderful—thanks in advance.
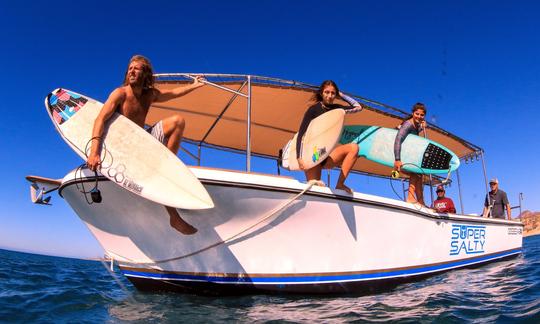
[123,55,155,90]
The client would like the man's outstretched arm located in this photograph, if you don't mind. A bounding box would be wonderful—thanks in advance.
[154,76,205,102]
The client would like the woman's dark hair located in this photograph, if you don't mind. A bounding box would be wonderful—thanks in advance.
[412,102,427,114]
[400,102,427,126]
[312,80,340,102]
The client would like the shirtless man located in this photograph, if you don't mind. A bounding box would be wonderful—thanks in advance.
[87,55,205,234]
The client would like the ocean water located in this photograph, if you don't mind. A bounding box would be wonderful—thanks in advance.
[1,236,539,323]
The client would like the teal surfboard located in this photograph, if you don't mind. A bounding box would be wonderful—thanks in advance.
[340,125,460,174]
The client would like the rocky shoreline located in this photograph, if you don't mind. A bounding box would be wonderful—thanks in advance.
[518,211,540,237]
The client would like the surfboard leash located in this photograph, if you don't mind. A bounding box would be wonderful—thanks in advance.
[74,136,110,204]
[389,162,427,211]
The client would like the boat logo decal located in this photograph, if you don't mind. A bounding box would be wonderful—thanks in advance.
[312,146,327,162]
[341,128,360,143]
[450,224,486,256]
[48,89,88,125]
[106,163,143,194]
[507,227,522,235]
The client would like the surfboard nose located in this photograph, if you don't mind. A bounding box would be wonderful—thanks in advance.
[196,190,215,209]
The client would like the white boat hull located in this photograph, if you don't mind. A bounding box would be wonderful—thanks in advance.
[59,167,523,294]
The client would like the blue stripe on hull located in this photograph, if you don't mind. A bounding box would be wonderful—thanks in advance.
[120,248,521,285]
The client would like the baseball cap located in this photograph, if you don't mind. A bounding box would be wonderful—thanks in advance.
[436,185,445,192]
[489,178,499,184]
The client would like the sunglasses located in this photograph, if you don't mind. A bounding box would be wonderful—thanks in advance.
[436,190,444,193]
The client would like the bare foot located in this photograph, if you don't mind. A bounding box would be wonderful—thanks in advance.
[165,206,198,235]
[308,180,326,187]
[335,183,353,194]
[410,202,426,210]
[170,215,198,235]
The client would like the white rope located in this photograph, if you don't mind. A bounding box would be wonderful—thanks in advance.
[113,180,318,269]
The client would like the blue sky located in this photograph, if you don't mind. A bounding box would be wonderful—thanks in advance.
[1,1,539,259]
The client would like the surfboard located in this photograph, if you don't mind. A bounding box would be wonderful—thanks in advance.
[281,109,345,171]
[45,88,214,209]
[340,125,460,174]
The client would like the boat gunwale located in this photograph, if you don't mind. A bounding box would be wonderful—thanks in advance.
[58,168,523,227]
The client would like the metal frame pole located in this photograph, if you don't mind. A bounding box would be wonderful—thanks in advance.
[422,127,434,205]
[179,145,199,163]
[519,192,523,216]
[428,176,434,207]
[201,81,247,143]
[456,168,464,214]
[172,73,249,98]
[246,75,252,172]
[197,145,202,166]
[327,169,331,187]
[480,151,491,217]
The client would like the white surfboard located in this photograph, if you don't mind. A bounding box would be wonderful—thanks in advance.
[281,109,345,171]
[45,88,214,209]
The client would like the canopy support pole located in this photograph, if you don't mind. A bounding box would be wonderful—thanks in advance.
[179,145,200,164]
[177,73,248,98]
[197,144,202,166]
[246,75,252,172]
[428,176,434,207]
[327,169,331,187]
[456,168,464,214]
[201,81,248,143]
[519,192,523,216]
[480,151,491,217]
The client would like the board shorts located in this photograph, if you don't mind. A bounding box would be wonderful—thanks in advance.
[146,121,167,145]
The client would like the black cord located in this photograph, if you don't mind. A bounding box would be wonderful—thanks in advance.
[84,136,112,168]
[75,136,109,205]
[74,164,99,204]
[389,162,427,210]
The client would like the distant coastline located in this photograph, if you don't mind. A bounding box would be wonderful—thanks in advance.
[518,211,540,237]
[0,247,105,262]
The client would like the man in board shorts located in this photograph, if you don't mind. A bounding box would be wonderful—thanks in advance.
[146,120,167,144]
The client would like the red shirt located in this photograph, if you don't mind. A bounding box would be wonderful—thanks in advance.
[432,197,456,213]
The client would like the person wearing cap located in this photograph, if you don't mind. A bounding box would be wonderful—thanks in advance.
[432,185,456,213]
[482,178,511,220]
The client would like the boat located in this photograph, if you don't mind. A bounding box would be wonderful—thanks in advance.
[28,73,524,295]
